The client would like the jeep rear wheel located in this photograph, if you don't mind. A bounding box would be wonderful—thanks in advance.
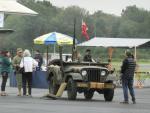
[67,78,77,100]
[84,90,94,100]
[104,89,114,101]
[49,76,59,95]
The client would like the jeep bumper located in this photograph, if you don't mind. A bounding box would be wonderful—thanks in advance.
[77,82,116,89]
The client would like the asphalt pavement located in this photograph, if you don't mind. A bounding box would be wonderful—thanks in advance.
[0,86,150,113]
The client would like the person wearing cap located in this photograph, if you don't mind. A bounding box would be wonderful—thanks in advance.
[83,49,94,62]
[120,49,136,104]
[12,48,23,96]
[0,51,12,96]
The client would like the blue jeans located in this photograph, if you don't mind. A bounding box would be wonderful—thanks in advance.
[1,71,8,91]
[122,78,135,102]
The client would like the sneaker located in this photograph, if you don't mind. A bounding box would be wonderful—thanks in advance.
[120,101,129,104]
[17,93,21,96]
[1,93,5,96]
[133,101,136,104]
[1,92,8,96]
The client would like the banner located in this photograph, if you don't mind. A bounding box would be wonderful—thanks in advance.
[0,13,4,27]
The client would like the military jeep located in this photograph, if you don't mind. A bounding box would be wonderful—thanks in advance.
[47,59,115,101]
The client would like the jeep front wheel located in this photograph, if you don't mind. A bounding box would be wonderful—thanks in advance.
[67,78,77,100]
[84,90,94,100]
[104,89,114,101]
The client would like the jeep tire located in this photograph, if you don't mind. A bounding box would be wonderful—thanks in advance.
[67,78,77,100]
[104,88,114,101]
[84,90,94,100]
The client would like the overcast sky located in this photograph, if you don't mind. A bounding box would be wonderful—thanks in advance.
[49,0,150,16]
[4,0,150,16]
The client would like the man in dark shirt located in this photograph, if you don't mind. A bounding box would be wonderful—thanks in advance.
[120,49,136,104]
[34,50,43,70]
[83,49,93,62]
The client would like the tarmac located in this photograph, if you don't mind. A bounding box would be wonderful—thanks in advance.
[0,77,150,113]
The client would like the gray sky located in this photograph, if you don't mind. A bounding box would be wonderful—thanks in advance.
[4,0,150,16]
[49,0,150,16]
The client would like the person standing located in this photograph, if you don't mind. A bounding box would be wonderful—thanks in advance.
[0,51,12,96]
[12,48,23,96]
[20,49,38,96]
[120,49,136,104]
[34,50,43,71]
[0,50,2,74]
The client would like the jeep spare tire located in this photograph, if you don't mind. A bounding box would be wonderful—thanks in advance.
[49,76,59,95]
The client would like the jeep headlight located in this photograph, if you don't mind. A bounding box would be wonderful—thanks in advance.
[101,70,106,76]
[81,70,87,76]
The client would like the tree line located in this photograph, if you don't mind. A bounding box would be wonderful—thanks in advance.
[1,0,150,61]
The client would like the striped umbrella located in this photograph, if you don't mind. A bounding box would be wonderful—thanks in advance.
[34,32,74,45]
[33,32,76,67]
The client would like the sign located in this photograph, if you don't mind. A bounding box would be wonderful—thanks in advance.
[0,13,4,27]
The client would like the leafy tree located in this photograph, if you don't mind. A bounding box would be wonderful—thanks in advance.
[1,1,150,60]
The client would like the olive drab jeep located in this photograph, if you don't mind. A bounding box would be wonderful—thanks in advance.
[47,59,116,101]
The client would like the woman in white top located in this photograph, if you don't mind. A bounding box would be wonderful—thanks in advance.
[20,49,38,96]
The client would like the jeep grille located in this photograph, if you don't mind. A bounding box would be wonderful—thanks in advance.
[85,68,101,82]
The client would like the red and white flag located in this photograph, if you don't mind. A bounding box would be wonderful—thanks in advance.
[81,20,89,40]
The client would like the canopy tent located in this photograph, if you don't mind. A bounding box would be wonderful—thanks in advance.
[78,37,150,60]
[78,37,150,48]
[0,1,38,37]
[0,1,38,15]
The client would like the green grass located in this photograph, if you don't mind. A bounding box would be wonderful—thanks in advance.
[111,60,150,72]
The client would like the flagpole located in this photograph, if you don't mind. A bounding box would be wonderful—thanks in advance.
[94,23,97,37]
[72,18,76,61]
[53,44,56,55]
[46,45,49,67]
[73,18,76,50]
